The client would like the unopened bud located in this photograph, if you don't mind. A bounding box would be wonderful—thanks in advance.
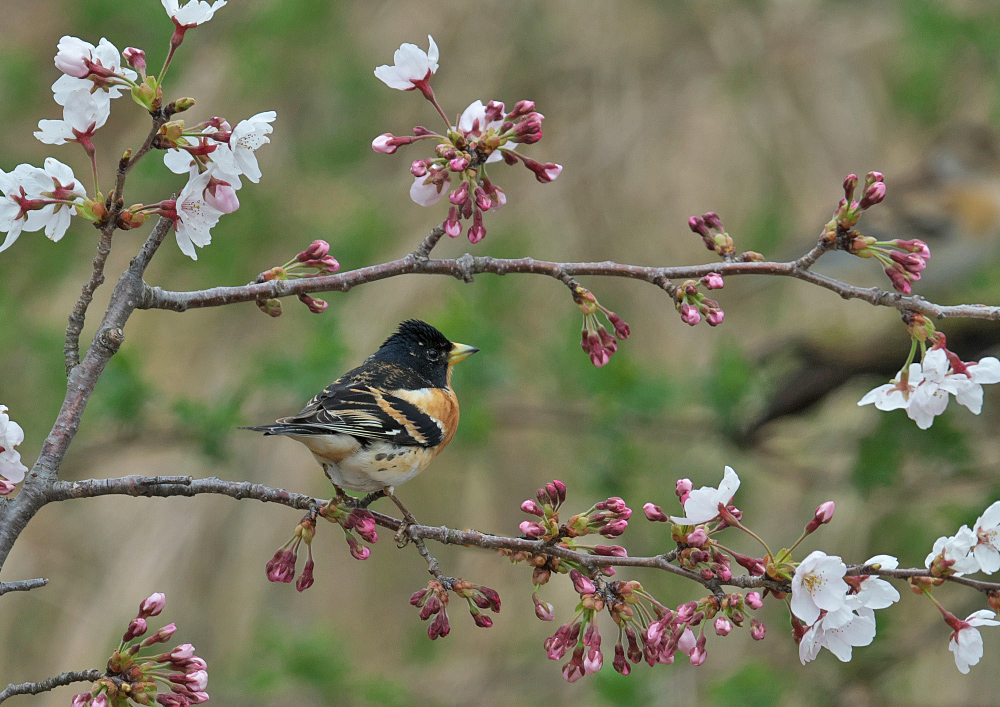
[805,501,835,534]
[123,47,146,73]
[172,97,196,113]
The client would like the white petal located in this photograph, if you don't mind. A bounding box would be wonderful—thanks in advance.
[426,35,439,70]
[970,357,1000,384]
[34,120,73,145]
[409,175,447,206]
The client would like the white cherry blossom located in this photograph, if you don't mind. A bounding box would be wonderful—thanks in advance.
[210,112,275,185]
[457,100,505,163]
[162,0,227,26]
[907,349,965,429]
[858,364,914,412]
[35,89,110,145]
[52,37,135,104]
[409,174,448,206]
[799,599,877,664]
[950,610,1000,674]
[973,501,1000,574]
[669,465,740,525]
[951,357,1000,415]
[173,170,224,260]
[374,36,439,91]
[790,550,848,626]
[0,405,28,488]
[853,555,901,609]
[17,158,84,242]
[926,525,980,576]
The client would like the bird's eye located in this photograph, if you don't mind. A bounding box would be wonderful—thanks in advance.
[427,349,441,362]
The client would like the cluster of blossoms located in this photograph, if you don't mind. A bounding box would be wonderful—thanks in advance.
[72,592,208,706]
[859,317,1000,428]
[672,274,725,327]
[253,239,341,317]
[372,36,561,244]
[820,171,886,244]
[0,405,28,495]
[518,479,632,542]
[847,235,930,295]
[0,1,275,263]
[265,502,379,591]
[571,286,631,367]
[409,578,501,639]
[687,211,763,263]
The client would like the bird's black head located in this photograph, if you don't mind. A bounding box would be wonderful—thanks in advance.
[373,320,478,388]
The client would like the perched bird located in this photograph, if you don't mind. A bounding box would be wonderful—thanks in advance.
[245,320,478,527]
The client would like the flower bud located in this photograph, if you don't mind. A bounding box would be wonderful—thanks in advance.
[570,569,596,595]
[706,308,725,327]
[507,100,536,119]
[139,592,167,619]
[297,240,330,262]
[123,617,148,642]
[805,501,835,534]
[172,97,196,113]
[372,133,397,154]
[714,616,732,636]
[519,520,545,539]
[643,503,668,522]
[123,47,146,73]
[533,594,556,621]
[751,617,766,640]
[140,622,177,647]
[594,545,627,557]
[686,527,708,546]
[745,591,763,609]
[859,181,886,209]
[701,272,724,290]
[298,294,328,314]
[296,558,315,592]
[521,499,545,516]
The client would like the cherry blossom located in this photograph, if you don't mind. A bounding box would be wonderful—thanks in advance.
[170,171,224,260]
[853,555,901,609]
[799,600,877,664]
[925,525,980,576]
[212,112,276,185]
[0,160,83,252]
[790,550,848,626]
[457,100,506,163]
[857,365,913,412]
[669,465,740,525]
[949,610,1000,674]
[410,173,449,206]
[374,36,440,91]
[52,37,136,105]
[162,0,227,27]
[972,501,1000,574]
[0,405,28,491]
[907,349,965,429]
[950,356,1000,415]
[34,88,110,148]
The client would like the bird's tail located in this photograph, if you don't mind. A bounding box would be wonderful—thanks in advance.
[239,424,318,436]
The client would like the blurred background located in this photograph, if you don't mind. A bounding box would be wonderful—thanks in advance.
[2,0,1000,704]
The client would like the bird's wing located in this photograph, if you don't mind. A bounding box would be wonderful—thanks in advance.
[274,382,445,447]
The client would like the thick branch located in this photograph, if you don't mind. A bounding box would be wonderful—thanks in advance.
[0,578,47,596]
[0,670,101,704]
[44,474,1000,596]
[140,249,1000,321]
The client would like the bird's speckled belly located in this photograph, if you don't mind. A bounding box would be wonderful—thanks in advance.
[316,442,434,493]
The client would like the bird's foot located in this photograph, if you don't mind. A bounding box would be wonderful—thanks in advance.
[384,486,418,548]
[345,489,387,509]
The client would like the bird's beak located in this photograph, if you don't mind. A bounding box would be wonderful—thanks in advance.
[448,342,479,364]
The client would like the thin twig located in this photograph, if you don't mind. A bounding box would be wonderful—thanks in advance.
[0,578,48,596]
[0,670,101,704]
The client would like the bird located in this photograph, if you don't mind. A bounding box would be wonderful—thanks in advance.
[244,320,478,536]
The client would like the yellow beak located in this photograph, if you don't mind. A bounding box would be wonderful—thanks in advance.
[448,342,479,364]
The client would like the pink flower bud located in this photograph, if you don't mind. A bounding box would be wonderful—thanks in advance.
[449,181,469,205]
[680,303,701,326]
[751,617,766,640]
[688,216,710,239]
[428,611,450,639]
[123,617,148,642]
[745,592,763,609]
[140,622,177,647]
[472,612,493,628]
[187,692,209,704]
[583,648,603,674]
[71,694,90,707]
[468,208,486,244]
[296,239,330,262]
[346,535,370,560]
[372,133,397,154]
[92,695,108,707]
[169,644,195,661]
[0,479,14,495]
[706,308,725,327]
[410,588,429,606]
[410,159,428,177]
[859,181,886,209]
[205,178,239,213]
[701,272,724,290]
[298,294,328,314]
[449,156,469,171]
[689,637,707,666]
[884,267,912,294]
[843,173,858,200]
[570,569,596,595]
[123,47,146,73]
[507,100,536,119]
[521,499,545,516]
[139,592,166,619]
[894,238,930,258]
[686,527,708,546]
[484,100,506,122]
[522,157,562,183]
[552,480,567,503]
[519,520,545,538]
[805,500,835,533]
[533,594,555,621]
[702,212,724,231]
[715,616,732,636]
[600,519,628,537]
[474,186,492,211]
[643,503,668,522]
[296,558,315,592]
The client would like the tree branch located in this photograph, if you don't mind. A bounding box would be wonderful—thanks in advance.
[0,578,47,596]
[139,245,1000,321]
[0,670,101,704]
[42,474,1000,596]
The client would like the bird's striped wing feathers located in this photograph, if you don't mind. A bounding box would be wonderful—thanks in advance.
[277,383,445,447]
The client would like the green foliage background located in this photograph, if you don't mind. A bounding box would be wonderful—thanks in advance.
[2,1,1000,705]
